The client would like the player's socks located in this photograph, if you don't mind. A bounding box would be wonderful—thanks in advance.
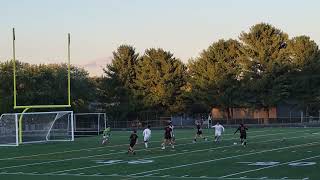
[145,142,148,148]
[161,143,165,149]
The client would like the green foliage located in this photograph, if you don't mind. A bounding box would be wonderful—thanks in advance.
[2,22,320,120]
[0,61,94,114]
[287,36,320,114]
[239,23,291,108]
[187,39,243,117]
[134,48,187,114]
[100,45,140,120]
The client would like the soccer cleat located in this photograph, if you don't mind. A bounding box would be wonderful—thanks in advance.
[161,146,165,150]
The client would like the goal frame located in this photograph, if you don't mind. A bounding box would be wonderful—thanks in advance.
[74,113,107,136]
[0,111,74,146]
[11,28,72,144]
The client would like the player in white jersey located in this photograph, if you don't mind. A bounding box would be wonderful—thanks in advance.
[169,121,175,143]
[211,122,225,143]
[143,125,152,148]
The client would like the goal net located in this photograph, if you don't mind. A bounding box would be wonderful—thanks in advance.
[0,114,19,146]
[0,111,74,146]
[74,113,107,136]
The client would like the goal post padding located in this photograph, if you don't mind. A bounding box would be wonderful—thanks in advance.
[0,114,19,146]
[19,111,74,144]
[73,113,107,136]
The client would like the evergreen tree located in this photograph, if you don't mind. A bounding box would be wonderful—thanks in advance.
[188,39,243,118]
[134,48,187,114]
[101,45,140,120]
[239,23,291,112]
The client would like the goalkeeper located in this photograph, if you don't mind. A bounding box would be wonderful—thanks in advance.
[102,127,111,145]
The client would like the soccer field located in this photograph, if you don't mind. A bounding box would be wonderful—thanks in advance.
[0,127,319,180]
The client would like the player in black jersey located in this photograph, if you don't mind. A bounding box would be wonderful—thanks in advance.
[128,130,138,155]
[234,123,248,146]
[161,124,174,149]
[193,121,207,143]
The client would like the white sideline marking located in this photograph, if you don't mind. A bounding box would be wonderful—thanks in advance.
[0,130,298,171]
[221,155,320,178]
[144,173,159,176]
[49,133,316,174]
[129,142,320,176]
[0,171,304,180]
[0,136,190,161]
[0,128,284,161]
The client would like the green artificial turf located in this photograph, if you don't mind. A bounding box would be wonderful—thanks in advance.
[0,127,319,180]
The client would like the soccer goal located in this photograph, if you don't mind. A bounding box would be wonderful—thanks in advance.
[73,113,107,136]
[0,111,74,146]
[0,114,19,146]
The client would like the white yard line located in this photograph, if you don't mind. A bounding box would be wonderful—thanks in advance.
[0,129,315,170]
[220,155,320,178]
[0,171,303,180]
[48,132,318,174]
[128,142,320,176]
[0,130,296,171]
[0,128,277,161]
[0,137,189,160]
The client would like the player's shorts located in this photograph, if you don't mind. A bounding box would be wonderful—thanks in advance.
[164,134,172,140]
[197,130,203,135]
[130,141,136,148]
[215,132,221,137]
[171,133,175,140]
[144,136,151,142]
[240,133,247,139]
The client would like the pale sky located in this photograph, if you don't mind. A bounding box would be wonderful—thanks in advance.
[0,0,319,76]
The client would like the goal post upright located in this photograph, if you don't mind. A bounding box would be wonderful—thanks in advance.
[67,33,71,106]
[12,28,72,144]
[12,28,17,108]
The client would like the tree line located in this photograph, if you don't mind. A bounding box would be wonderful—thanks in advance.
[1,23,320,121]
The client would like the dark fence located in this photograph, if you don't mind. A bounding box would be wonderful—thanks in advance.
[107,116,320,129]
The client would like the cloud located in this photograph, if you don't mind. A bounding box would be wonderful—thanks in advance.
[79,57,112,77]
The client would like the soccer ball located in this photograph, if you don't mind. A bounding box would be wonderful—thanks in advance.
[233,142,237,145]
